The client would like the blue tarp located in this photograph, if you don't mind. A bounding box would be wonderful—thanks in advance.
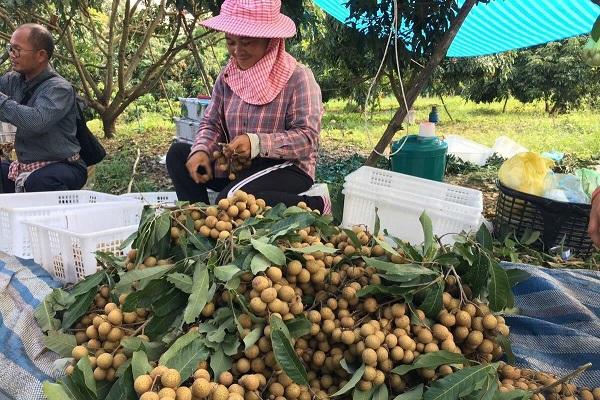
[314,0,600,57]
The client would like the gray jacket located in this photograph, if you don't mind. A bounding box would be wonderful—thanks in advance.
[0,66,81,163]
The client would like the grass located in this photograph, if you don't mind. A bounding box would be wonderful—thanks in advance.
[322,96,600,158]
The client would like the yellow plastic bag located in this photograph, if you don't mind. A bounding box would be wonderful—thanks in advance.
[498,152,554,196]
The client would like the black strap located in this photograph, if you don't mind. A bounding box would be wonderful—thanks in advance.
[20,73,57,105]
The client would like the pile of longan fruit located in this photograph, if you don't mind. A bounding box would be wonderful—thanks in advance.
[66,285,149,383]
[213,143,251,181]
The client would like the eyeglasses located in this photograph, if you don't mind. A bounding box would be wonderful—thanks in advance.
[5,44,37,58]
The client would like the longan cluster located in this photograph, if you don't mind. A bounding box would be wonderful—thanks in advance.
[67,286,149,382]
[497,364,600,400]
[213,145,251,181]
[134,365,187,400]
[169,191,266,242]
[248,268,304,320]
[125,250,172,271]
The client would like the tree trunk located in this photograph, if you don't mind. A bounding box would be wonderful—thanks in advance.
[439,94,453,121]
[502,97,508,113]
[102,115,117,139]
[365,0,478,166]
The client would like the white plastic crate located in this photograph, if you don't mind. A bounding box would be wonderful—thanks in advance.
[25,203,143,283]
[174,117,201,144]
[179,98,210,121]
[342,167,483,245]
[345,166,482,209]
[0,190,139,259]
[445,135,493,166]
[121,190,218,205]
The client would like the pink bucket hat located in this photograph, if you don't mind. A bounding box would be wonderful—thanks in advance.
[200,0,296,38]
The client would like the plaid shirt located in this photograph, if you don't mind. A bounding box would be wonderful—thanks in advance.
[191,63,322,179]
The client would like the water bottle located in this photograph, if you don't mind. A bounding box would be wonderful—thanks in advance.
[429,106,440,124]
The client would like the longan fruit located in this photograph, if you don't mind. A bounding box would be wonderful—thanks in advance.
[364,335,380,349]
[266,266,283,282]
[150,365,169,379]
[65,365,74,375]
[192,368,211,381]
[417,329,433,344]
[212,384,229,400]
[96,353,113,369]
[483,314,498,330]
[219,371,233,386]
[455,311,472,328]
[391,346,405,361]
[107,327,124,342]
[286,260,302,276]
[478,339,494,354]
[93,367,107,381]
[467,330,484,347]
[454,326,470,342]
[363,366,377,382]
[158,387,177,398]
[424,343,439,353]
[75,331,88,344]
[439,312,456,328]
[260,287,278,303]
[107,309,123,326]
[161,369,181,388]
[278,286,295,302]
[358,380,372,392]
[140,393,159,400]
[242,374,260,391]
[362,298,378,313]
[98,321,112,337]
[341,330,356,345]
[252,276,270,292]
[72,345,88,360]
[362,348,378,366]
[192,378,212,397]
[398,335,414,350]
[285,383,301,399]
[249,297,267,314]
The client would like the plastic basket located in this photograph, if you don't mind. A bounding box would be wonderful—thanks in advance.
[345,166,483,209]
[179,98,210,121]
[174,117,201,144]
[493,181,594,256]
[121,190,218,205]
[0,190,139,259]
[25,203,143,283]
[342,167,483,245]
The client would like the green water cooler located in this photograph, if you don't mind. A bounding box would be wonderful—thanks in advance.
[390,122,448,182]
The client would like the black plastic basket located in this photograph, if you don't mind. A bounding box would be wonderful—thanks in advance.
[494,181,594,257]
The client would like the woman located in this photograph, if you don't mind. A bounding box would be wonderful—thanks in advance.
[167,0,330,214]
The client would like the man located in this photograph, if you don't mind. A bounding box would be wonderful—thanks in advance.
[0,23,86,193]
[588,187,600,247]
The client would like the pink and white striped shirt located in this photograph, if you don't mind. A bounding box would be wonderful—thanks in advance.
[190,63,322,179]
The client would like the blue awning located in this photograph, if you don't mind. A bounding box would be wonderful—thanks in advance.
[314,0,600,57]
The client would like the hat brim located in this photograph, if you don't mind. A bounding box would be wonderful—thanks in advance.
[200,14,296,38]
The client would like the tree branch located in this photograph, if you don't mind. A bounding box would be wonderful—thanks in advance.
[104,0,122,103]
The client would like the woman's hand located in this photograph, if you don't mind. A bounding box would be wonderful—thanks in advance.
[589,191,600,247]
[186,151,212,184]
[224,134,252,159]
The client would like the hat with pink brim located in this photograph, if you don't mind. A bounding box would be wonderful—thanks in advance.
[200,0,296,38]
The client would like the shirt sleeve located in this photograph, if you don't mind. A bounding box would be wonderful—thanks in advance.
[190,75,226,159]
[256,66,322,161]
[0,81,74,136]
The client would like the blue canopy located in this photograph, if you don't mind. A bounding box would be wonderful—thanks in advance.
[314,0,600,57]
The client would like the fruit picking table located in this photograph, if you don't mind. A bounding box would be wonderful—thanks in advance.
[0,251,599,399]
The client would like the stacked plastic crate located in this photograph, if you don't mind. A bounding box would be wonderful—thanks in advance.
[174,96,211,144]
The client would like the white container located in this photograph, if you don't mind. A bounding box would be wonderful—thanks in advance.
[445,135,493,166]
[25,203,143,283]
[121,190,219,205]
[342,167,483,245]
[179,98,210,121]
[0,122,16,134]
[174,117,201,144]
[345,166,482,209]
[493,136,528,159]
[0,190,139,259]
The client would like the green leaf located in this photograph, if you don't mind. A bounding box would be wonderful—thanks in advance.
[145,312,180,341]
[214,264,241,282]
[374,207,381,236]
[183,261,210,324]
[363,258,438,278]
[243,325,264,350]
[120,337,142,353]
[251,239,286,265]
[35,298,61,332]
[43,381,73,400]
[75,357,96,396]
[160,331,201,365]
[434,253,461,266]
[143,341,166,362]
[210,345,232,379]
[189,233,213,252]
[105,365,136,400]
[285,316,312,338]
[495,334,515,365]
[269,315,308,385]
[222,335,240,356]
[115,266,172,292]
[343,228,362,249]
[162,333,210,380]
[519,230,540,246]
[419,280,444,318]
[353,386,376,400]
[476,224,493,251]
[332,364,365,396]
[392,384,424,400]
[493,389,532,400]
[505,268,530,287]
[392,351,467,375]
[167,273,193,294]
[122,279,174,312]
[488,263,511,312]
[463,251,490,297]
[250,253,271,274]
[131,351,152,379]
[285,244,339,254]
[61,375,91,400]
[424,363,499,400]
[43,331,77,357]
[116,359,132,378]
[372,236,400,256]
[420,212,434,255]
[372,384,388,400]
[69,271,106,297]
[62,289,96,330]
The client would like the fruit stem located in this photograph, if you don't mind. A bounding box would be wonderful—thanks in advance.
[533,363,592,394]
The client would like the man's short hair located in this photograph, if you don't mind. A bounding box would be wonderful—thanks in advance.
[18,23,54,60]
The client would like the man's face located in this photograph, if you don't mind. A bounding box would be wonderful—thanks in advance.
[8,28,46,76]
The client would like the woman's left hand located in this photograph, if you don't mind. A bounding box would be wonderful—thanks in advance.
[225,134,252,159]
